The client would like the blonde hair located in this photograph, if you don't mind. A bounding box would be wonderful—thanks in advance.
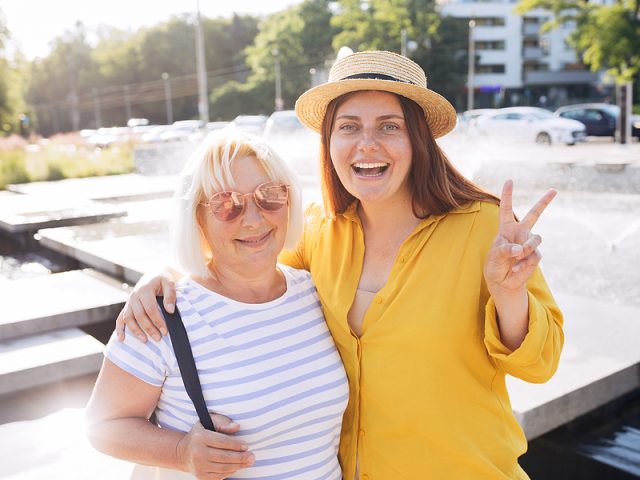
[172,129,303,278]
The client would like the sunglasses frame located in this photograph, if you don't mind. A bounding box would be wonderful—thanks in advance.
[201,181,290,222]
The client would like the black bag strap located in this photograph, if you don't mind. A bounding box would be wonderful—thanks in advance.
[156,297,216,432]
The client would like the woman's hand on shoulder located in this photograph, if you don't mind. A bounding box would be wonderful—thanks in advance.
[115,267,178,343]
[483,180,557,296]
[177,414,255,479]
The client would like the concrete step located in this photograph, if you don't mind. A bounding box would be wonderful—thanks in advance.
[0,328,105,396]
[0,193,127,234]
[1,269,129,341]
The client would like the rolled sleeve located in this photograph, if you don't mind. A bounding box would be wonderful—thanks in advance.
[484,272,564,383]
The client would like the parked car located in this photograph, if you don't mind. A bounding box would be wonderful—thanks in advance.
[206,121,230,132]
[263,110,319,177]
[457,108,496,133]
[554,103,640,139]
[473,107,586,145]
[229,115,268,135]
[141,125,171,143]
[87,127,131,148]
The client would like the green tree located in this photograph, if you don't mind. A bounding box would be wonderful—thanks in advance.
[27,23,100,135]
[516,0,640,84]
[0,8,14,134]
[331,0,468,108]
[219,0,335,117]
[332,0,411,52]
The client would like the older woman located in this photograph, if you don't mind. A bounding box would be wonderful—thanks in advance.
[118,51,563,479]
[85,131,348,479]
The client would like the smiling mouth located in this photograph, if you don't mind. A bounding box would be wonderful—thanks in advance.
[352,162,390,177]
[236,230,272,246]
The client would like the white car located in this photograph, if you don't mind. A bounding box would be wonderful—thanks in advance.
[229,115,268,136]
[473,107,586,145]
[263,110,319,177]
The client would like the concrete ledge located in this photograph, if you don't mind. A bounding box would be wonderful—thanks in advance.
[508,292,640,439]
[0,328,105,396]
[7,173,177,202]
[0,194,127,234]
[1,269,129,341]
[37,221,170,284]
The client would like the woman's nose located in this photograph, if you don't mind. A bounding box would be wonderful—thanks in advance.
[241,196,263,225]
[357,129,379,151]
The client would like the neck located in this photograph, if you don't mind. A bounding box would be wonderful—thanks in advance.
[358,193,420,233]
[197,261,285,304]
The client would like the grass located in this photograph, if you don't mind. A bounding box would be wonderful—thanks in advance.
[0,137,135,190]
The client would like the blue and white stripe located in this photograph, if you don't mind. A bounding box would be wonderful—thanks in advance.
[105,265,347,479]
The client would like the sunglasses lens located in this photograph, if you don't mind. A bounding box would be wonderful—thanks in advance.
[207,184,288,221]
[210,192,243,221]
[256,183,289,211]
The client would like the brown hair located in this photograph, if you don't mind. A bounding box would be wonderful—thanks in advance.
[319,92,499,217]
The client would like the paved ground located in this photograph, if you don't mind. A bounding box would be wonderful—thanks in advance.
[1,136,638,478]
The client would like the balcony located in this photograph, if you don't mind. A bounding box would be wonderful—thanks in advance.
[524,70,599,85]
[523,47,544,59]
[522,23,541,35]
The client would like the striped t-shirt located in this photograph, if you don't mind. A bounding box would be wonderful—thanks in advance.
[105,265,348,480]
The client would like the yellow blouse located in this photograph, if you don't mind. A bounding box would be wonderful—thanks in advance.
[279,201,564,480]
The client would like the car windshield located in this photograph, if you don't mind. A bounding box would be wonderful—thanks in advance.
[527,109,554,120]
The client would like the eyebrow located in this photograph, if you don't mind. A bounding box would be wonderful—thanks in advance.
[335,114,405,121]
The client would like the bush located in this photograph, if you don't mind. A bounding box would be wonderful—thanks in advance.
[0,142,134,190]
[0,149,30,189]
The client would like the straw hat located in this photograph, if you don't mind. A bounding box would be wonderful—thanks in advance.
[295,50,457,138]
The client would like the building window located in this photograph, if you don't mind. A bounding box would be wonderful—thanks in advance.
[476,64,506,73]
[476,40,506,50]
[465,17,506,26]
[539,38,551,55]
[523,16,546,24]
[563,62,588,71]
[523,62,549,72]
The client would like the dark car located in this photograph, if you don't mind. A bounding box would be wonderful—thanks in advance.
[554,103,640,139]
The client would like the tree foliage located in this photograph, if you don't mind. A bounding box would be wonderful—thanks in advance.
[517,0,640,83]
[233,0,336,115]
[331,0,468,106]
[3,0,473,135]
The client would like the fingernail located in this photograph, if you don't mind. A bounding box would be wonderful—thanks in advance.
[160,328,168,336]
[228,422,239,429]
[137,335,147,342]
[167,303,175,313]
[246,453,255,464]
[511,245,523,256]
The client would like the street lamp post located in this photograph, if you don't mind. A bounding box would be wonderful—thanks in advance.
[123,85,132,123]
[195,0,209,126]
[467,19,476,111]
[162,72,173,125]
[92,87,102,129]
[273,48,284,111]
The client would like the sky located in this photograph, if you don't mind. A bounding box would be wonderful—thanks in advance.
[1,0,302,60]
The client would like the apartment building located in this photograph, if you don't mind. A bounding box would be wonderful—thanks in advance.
[438,0,606,109]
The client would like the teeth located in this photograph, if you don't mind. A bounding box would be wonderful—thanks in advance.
[353,162,388,169]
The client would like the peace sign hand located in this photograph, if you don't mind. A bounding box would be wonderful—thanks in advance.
[483,180,557,296]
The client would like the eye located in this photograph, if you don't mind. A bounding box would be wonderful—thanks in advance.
[381,123,400,131]
[337,123,358,132]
